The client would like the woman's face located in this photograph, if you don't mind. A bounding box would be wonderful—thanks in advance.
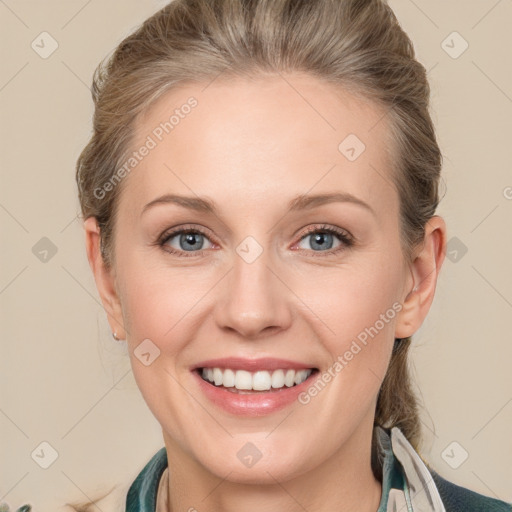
[107,73,416,482]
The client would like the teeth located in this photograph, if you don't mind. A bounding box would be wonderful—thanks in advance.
[285,369,295,387]
[272,369,285,388]
[294,369,310,385]
[201,367,313,390]
[253,371,271,391]
[235,370,253,390]
[223,368,236,387]
[213,368,223,386]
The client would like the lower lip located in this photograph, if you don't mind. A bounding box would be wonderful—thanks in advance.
[192,369,319,417]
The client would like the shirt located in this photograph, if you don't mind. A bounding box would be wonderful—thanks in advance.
[124,426,512,511]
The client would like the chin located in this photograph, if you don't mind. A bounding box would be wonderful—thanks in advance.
[196,447,313,485]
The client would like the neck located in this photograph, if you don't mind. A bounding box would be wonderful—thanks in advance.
[161,418,383,512]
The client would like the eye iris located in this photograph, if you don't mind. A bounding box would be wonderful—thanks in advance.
[181,232,203,251]
[310,232,333,250]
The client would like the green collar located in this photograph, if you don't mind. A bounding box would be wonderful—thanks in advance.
[126,427,410,511]
[126,445,168,512]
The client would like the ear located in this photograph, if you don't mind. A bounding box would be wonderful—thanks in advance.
[395,215,447,339]
[83,217,126,340]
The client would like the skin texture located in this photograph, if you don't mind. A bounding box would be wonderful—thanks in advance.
[84,73,446,511]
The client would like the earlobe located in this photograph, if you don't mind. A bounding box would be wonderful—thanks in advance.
[395,216,447,339]
[83,217,126,339]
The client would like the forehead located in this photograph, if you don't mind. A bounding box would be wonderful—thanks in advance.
[120,73,397,219]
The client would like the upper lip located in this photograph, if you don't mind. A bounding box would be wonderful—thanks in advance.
[191,357,318,372]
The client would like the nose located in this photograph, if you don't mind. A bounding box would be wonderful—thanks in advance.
[214,243,293,340]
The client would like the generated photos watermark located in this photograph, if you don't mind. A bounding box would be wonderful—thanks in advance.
[93,96,198,200]
[298,301,403,405]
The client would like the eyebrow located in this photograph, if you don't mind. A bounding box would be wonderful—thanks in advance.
[141,192,376,217]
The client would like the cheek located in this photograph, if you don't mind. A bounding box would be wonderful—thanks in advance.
[281,259,402,450]
[117,262,207,431]
[297,256,403,395]
[119,256,209,342]
[307,259,402,342]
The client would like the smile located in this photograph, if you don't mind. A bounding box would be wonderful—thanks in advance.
[192,364,320,416]
[199,367,315,392]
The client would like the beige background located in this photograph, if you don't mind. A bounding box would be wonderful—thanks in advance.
[1,0,511,510]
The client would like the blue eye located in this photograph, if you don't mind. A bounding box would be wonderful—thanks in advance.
[300,231,338,251]
[157,223,354,258]
[295,225,353,255]
[160,229,214,255]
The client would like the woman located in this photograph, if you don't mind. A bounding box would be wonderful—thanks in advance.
[62,0,511,510]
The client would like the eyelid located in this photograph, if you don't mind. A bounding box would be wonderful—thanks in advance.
[291,224,354,255]
[158,224,218,250]
[296,224,353,242]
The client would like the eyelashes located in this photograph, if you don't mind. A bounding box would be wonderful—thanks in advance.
[158,227,214,257]
[156,223,355,258]
[294,224,354,255]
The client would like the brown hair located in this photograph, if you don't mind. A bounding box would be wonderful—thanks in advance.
[74,0,442,505]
